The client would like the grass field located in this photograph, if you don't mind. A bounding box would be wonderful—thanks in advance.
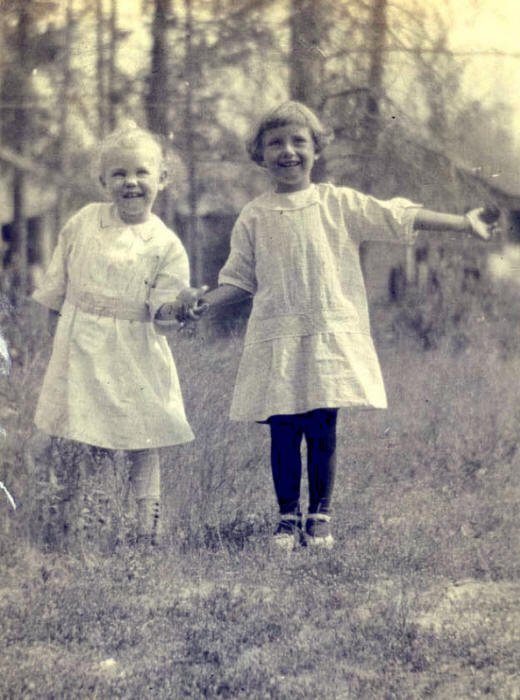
[1,282,519,698]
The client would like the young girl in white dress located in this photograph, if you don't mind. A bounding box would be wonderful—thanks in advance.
[33,124,197,545]
[167,101,497,550]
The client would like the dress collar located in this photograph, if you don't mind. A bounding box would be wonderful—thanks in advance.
[255,184,320,211]
[98,203,155,241]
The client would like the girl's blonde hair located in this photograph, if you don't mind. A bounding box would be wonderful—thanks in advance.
[97,120,166,173]
[246,101,333,164]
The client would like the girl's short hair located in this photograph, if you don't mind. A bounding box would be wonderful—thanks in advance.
[98,121,166,173]
[246,101,333,164]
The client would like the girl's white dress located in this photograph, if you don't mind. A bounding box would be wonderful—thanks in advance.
[219,183,422,421]
[33,202,194,449]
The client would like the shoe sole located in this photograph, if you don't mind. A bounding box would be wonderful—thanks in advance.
[272,534,298,551]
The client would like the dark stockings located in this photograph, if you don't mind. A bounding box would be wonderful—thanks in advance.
[269,408,337,516]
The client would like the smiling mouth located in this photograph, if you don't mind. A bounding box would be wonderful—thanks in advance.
[122,192,143,199]
[278,161,301,169]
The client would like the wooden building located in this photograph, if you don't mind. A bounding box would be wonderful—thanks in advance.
[0,147,59,292]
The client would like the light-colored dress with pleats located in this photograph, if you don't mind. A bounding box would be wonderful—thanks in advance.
[219,183,421,422]
[33,202,194,449]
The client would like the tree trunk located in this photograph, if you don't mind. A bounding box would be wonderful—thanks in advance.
[55,0,74,235]
[96,0,107,138]
[359,0,388,277]
[183,0,202,284]
[360,0,387,194]
[10,0,31,293]
[145,0,176,229]
[145,0,171,135]
[289,0,326,182]
[107,0,118,132]
[289,0,324,109]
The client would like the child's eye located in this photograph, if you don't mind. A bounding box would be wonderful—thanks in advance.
[266,139,281,147]
[137,169,150,176]
[111,170,126,178]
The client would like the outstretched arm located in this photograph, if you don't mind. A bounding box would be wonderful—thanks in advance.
[413,206,500,240]
[200,284,250,311]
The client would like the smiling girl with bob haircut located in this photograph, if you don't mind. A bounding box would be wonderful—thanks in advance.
[165,100,498,551]
[247,101,332,164]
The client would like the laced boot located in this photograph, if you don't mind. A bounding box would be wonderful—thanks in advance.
[136,498,161,546]
[272,513,305,550]
[305,513,334,549]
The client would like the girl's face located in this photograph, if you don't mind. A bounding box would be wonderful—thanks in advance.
[100,139,166,224]
[261,124,317,193]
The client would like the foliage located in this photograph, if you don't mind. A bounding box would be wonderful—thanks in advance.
[386,242,497,350]
[2,1,518,239]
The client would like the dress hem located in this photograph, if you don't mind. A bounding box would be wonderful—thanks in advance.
[230,401,388,422]
[34,426,195,451]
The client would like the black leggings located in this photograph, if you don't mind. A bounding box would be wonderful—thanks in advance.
[269,408,338,516]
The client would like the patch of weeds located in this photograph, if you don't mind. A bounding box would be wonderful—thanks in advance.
[164,581,332,698]
[191,510,272,551]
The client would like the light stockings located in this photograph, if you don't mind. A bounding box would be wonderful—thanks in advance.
[127,448,161,542]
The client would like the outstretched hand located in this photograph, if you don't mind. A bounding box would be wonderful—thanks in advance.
[466,206,500,241]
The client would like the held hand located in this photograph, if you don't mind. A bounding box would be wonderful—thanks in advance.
[154,301,185,329]
[176,285,210,322]
[155,285,210,330]
[466,206,500,241]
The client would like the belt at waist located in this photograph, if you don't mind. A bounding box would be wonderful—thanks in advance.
[65,289,150,322]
